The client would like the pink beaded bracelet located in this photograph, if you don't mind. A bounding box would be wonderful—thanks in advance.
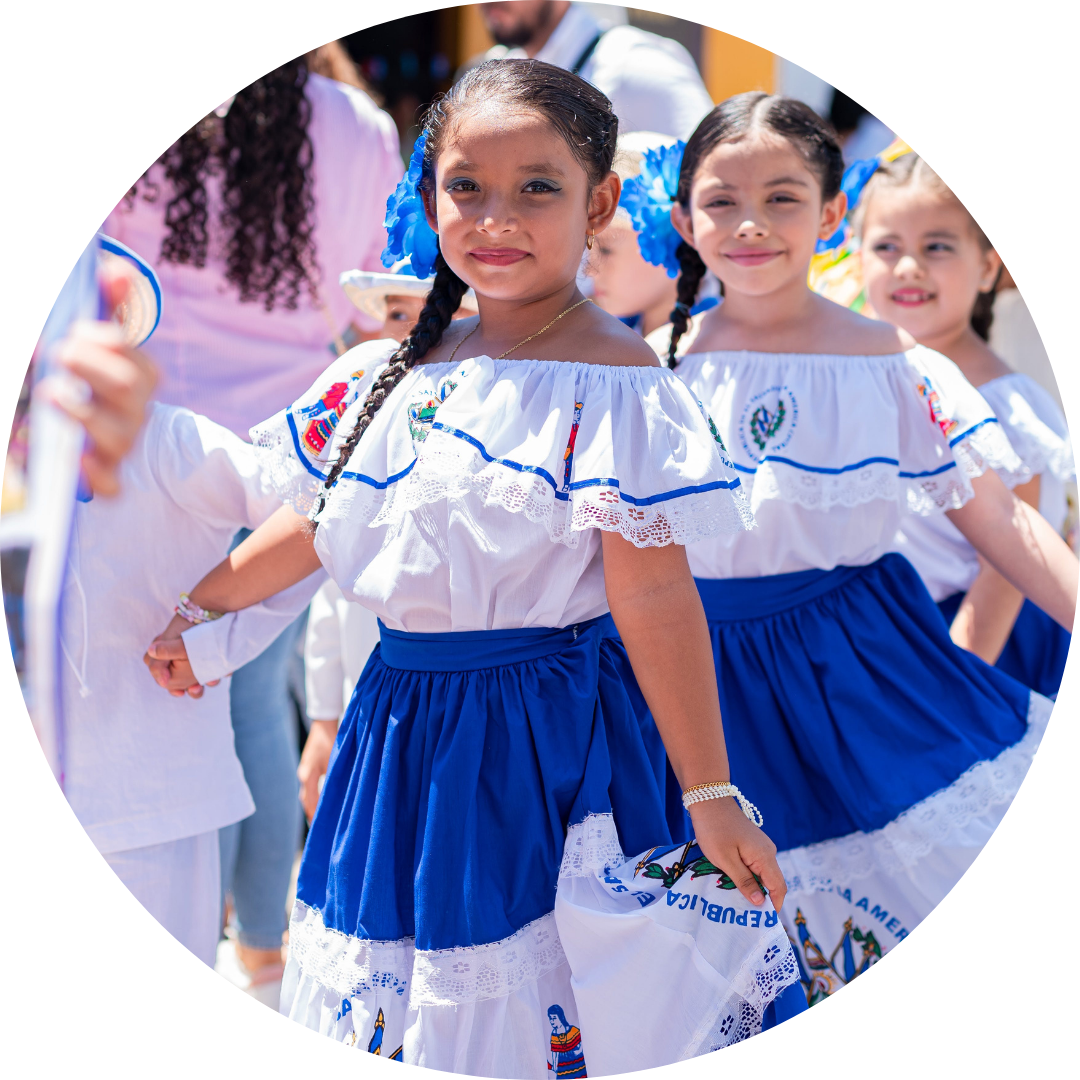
[175,593,223,626]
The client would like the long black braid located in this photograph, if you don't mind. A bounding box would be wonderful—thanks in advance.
[321,252,468,493]
[666,92,844,367]
[667,242,708,367]
[318,58,617,501]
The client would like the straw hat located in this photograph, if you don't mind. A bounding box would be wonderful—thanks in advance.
[340,261,478,322]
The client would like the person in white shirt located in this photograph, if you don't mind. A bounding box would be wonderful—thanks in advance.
[63,402,323,966]
[297,579,380,821]
[479,2,714,140]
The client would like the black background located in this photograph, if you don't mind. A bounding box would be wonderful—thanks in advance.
[6,0,1071,1062]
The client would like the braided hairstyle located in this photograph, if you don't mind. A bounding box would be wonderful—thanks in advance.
[854,153,1000,340]
[667,92,844,366]
[128,58,317,312]
[320,58,618,495]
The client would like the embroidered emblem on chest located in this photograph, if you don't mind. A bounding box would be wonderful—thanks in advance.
[407,376,459,443]
[738,385,798,463]
[916,375,958,440]
[298,369,365,457]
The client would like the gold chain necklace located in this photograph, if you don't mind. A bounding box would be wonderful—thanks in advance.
[447,297,592,365]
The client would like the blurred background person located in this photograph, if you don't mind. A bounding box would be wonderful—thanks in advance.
[103,48,402,1005]
[587,130,719,336]
[340,263,478,344]
[477,1,714,139]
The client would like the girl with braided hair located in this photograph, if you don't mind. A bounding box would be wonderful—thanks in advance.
[639,93,1076,1008]
[143,59,805,1072]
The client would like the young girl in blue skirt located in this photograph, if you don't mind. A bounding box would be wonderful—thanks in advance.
[857,153,1073,697]
[145,61,804,1074]
[642,93,1076,1006]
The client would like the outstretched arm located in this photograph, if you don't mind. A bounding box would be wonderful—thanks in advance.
[948,475,1040,662]
[144,505,323,692]
[601,532,786,912]
[946,470,1076,632]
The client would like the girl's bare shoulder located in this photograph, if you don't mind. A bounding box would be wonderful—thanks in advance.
[823,300,916,355]
[571,307,662,368]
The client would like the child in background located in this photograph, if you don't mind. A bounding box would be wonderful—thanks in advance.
[589,131,717,336]
[297,578,380,822]
[341,263,478,344]
[62,398,323,966]
[859,154,1073,696]
[644,92,1076,1008]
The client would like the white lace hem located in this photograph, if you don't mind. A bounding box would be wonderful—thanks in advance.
[328,430,755,549]
[558,813,627,878]
[286,901,568,1008]
[780,690,1052,892]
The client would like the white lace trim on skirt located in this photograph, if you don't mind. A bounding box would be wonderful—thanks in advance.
[780,690,1052,892]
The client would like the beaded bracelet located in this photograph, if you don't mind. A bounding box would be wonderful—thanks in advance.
[175,593,224,626]
[682,782,764,827]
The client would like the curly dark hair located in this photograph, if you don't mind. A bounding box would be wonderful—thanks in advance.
[318,59,618,500]
[128,58,317,312]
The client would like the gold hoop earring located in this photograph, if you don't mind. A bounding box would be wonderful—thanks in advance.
[586,231,594,250]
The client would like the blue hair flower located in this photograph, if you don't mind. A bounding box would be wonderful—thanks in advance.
[815,155,883,253]
[619,141,686,278]
[381,130,440,279]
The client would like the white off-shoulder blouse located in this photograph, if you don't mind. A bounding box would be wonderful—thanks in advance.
[894,371,1073,600]
[251,339,752,632]
[667,345,1022,579]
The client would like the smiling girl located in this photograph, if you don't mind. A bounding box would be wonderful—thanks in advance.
[858,154,1073,697]
[644,92,1076,1007]
[142,62,803,1073]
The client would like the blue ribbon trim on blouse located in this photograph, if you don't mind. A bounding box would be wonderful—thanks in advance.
[430,421,742,503]
[726,417,1000,478]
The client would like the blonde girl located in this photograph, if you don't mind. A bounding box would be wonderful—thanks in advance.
[859,154,1072,696]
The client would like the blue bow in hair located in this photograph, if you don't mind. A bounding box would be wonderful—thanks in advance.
[618,141,686,279]
[381,130,441,279]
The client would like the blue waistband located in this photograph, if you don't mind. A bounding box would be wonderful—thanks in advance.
[377,613,616,671]
[695,559,885,622]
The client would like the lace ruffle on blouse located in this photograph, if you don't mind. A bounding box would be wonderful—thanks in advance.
[674,345,1024,518]
[251,342,754,549]
[977,371,1074,488]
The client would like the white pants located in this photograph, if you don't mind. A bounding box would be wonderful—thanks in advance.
[104,830,221,967]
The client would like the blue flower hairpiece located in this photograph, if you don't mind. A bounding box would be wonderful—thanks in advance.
[815,154,888,253]
[618,141,686,279]
[381,130,440,279]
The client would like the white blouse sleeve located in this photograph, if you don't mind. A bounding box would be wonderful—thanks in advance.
[320,355,754,549]
[303,579,348,722]
[897,346,1024,514]
[977,373,1073,487]
[249,339,394,518]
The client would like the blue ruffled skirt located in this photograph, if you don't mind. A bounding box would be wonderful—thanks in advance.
[282,614,802,1076]
[690,553,1051,1007]
[937,590,1071,699]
